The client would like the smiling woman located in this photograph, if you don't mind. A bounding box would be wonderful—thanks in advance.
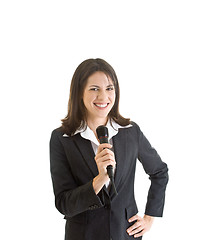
[49,58,168,240]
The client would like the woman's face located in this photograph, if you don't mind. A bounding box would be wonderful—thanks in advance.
[82,71,116,123]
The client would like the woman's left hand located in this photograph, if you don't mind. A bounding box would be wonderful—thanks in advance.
[126,214,154,238]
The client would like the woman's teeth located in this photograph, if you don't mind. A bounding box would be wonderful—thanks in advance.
[94,103,108,108]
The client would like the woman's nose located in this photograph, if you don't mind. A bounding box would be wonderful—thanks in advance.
[97,90,108,100]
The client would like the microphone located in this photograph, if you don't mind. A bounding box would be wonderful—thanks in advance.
[96,125,117,195]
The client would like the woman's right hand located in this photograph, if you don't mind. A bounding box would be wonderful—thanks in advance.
[93,143,116,194]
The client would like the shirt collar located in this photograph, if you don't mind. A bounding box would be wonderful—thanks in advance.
[63,119,132,146]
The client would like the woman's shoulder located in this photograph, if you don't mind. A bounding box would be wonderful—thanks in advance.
[120,120,139,130]
[120,121,142,137]
[50,127,76,151]
[116,120,141,136]
[50,126,68,140]
[130,121,139,128]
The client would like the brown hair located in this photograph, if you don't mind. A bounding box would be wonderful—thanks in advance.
[61,58,130,136]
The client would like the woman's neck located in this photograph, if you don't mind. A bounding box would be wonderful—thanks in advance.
[86,117,108,137]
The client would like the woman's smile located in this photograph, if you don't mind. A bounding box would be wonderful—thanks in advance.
[93,103,109,109]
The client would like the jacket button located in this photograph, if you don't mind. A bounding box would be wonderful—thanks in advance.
[89,204,98,210]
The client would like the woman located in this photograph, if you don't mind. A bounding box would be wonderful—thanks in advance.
[50,58,169,240]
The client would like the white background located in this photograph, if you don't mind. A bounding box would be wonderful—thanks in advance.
[0,0,197,239]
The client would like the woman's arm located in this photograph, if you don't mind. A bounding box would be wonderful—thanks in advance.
[137,124,169,217]
[126,123,169,238]
[50,130,104,218]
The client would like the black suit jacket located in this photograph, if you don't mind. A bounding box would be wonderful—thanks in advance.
[50,122,168,240]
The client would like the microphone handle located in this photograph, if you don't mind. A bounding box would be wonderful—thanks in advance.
[107,165,113,179]
[99,138,118,195]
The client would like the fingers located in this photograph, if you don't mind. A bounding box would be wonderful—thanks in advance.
[127,214,152,238]
[128,215,140,223]
[95,144,115,166]
[127,215,143,238]
[133,230,146,238]
[94,143,116,179]
[97,143,112,154]
[95,149,115,163]
[95,149,116,168]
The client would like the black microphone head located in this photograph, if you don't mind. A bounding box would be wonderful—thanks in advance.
[96,125,109,144]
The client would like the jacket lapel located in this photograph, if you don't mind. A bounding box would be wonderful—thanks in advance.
[72,134,99,178]
[110,129,127,197]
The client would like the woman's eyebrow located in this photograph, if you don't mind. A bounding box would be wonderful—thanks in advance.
[89,84,114,88]
[89,85,100,88]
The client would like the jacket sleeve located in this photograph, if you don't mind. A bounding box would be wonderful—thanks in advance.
[136,124,169,217]
[49,129,104,218]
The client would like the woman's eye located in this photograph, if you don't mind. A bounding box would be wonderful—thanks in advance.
[90,88,99,91]
[106,87,114,91]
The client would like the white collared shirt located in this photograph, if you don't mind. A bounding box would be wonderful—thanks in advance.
[63,120,132,188]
